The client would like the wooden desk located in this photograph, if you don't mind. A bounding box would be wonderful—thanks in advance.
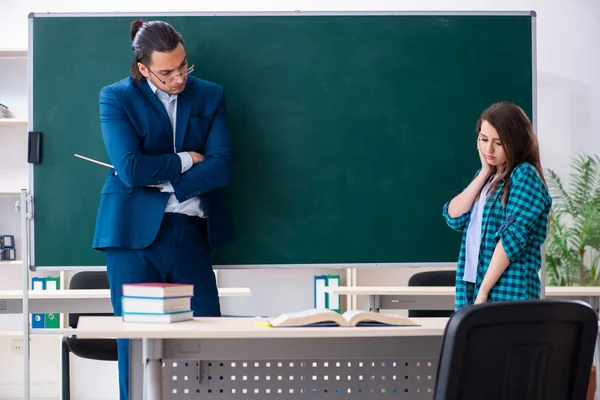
[324,286,600,313]
[77,316,447,400]
[0,288,252,314]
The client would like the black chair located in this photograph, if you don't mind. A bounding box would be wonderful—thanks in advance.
[434,299,598,400]
[62,271,118,400]
[408,270,455,317]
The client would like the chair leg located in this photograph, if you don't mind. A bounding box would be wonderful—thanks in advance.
[62,337,70,400]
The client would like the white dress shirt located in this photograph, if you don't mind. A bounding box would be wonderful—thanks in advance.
[147,79,205,218]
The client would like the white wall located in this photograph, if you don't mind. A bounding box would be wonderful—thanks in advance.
[0,0,599,399]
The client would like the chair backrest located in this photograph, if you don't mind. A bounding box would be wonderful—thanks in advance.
[408,270,455,317]
[434,299,598,400]
[68,271,112,328]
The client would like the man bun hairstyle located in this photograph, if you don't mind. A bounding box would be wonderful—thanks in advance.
[130,19,145,41]
[130,19,185,82]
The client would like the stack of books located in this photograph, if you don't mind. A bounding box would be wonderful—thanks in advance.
[121,283,194,323]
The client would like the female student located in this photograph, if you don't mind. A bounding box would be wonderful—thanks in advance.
[442,101,552,309]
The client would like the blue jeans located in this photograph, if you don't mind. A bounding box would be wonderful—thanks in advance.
[106,213,221,400]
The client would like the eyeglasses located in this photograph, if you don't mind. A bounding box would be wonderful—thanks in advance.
[147,63,195,85]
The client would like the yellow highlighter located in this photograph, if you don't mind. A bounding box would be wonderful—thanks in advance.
[254,321,273,328]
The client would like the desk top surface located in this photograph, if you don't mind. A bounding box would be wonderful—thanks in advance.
[76,316,448,339]
[325,286,600,297]
[0,287,251,300]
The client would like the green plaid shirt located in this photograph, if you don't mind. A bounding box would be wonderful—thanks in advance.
[443,163,552,309]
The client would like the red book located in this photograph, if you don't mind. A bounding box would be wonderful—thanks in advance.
[122,283,194,298]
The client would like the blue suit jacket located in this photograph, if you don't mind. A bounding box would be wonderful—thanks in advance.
[93,76,235,251]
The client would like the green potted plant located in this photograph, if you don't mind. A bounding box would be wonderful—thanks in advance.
[545,154,600,399]
[545,154,600,286]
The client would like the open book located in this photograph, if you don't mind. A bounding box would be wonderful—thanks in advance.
[267,308,417,327]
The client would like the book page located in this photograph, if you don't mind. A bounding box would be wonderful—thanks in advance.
[270,308,345,327]
[341,310,378,325]
[342,310,416,326]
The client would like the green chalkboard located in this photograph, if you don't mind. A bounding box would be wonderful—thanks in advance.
[31,12,534,267]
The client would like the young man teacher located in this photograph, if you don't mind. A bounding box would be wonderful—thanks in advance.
[92,19,235,399]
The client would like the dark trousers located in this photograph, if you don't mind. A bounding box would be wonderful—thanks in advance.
[106,213,221,400]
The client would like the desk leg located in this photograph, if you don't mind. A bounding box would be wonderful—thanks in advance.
[594,296,600,400]
[143,338,163,400]
[594,332,600,400]
[130,339,144,400]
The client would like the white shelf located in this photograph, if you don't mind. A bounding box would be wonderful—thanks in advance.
[0,48,28,58]
[0,260,22,266]
[0,119,28,127]
[0,330,22,337]
[0,330,64,338]
[0,175,29,194]
[0,287,251,300]
[0,189,27,196]
[5,398,59,400]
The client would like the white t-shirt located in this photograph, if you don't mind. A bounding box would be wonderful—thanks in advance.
[463,180,493,283]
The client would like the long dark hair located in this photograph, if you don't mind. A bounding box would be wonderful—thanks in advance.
[130,19,185,82]
[476,101,547,204]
